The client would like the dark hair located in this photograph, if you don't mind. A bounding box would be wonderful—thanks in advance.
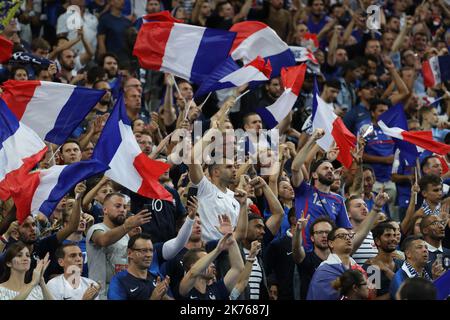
[309,216,335,237]
[128,233,153,249]
[398,277,437,300]
[420,156,439,172]
[310,159,330,175]
[182,248,206,272]
[371,222,396,243]
[327,227,347,241]
[243,112,260,126]
[93,79,109,90]
[31,37,50,52]
[369,98,391,113]
[0,242,29,282]
[61,139,81,153]
[344,195,362,211]
[331,269,365,296]
[248,212,264,223]
[11,65,28,79]
[99,52,119,67]
[418,174,441,194]
[401,234,424,253]
[324,79,341,90]
[55,243,79,260]
[103,192,126,205]
[419,214,439,235]
[362,165,375,177]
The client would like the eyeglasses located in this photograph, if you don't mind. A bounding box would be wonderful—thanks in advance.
[131,247,153,254]
[313,230,330,236]
[333,233,355,240]
[425,220,446,228]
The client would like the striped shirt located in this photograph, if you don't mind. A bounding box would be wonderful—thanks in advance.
[243,248,263,300]
[352,232,378,265]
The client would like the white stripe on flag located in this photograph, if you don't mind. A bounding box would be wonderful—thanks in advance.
[312,96,336,151]
[161,23,205,80]
[106,120,143,193]
[264,89,298,123]
[21,82,75,139]
[219,65,268,85]
[377,120,404,139]
[429,56,442,86]
[0,123,46,181]
[31,165,66,216]
[231,27,288,63]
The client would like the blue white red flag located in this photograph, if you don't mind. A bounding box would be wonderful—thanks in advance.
[422,55,450,88]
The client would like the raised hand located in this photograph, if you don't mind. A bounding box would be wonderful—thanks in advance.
[75,182,87,199]
[311,128,325,141]
[234,188,248,206]
[124,210,152,230]
[295,214,310,234]
[374,188,390,209]
[326,144,340,162]
[186,196,199,220]
[217,232,234,252]
[248,240,262,259]
[82,282,101,300]
[150,276,170,300]
[249,177,267,191]
[216,214,233,235]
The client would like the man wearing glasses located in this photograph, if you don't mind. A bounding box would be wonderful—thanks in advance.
[108,233,173,300]
[420,215,450,266]
[306,227,365,300]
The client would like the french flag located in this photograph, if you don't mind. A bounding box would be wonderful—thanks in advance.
[92,94,173,201]
[311,81,356,169]
[378,104,450,156]
[133,11,236,84]
[10,160,108,223]
[256,64,307,129]
[229,21,296,77]
[195,56,272,97]
[0,98,47,201]
[0,35,13,63]
[0,80,105,145]
[422,55,450,88]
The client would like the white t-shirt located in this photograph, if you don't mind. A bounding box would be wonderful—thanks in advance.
[86,223,129,300]
[194,176,240,242]
[47,274,99,300]
[0,285,44,300]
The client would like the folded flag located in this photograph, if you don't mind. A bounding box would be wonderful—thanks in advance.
[229,21,295,77]
[434,270,450,300]
[0,97,47,201]
[11,160,108,223]
[0,80,105,145]
[93,94,173,201]
[311,80,356,169]
[256,64,307,129]
[378,104,450,156]
[422,55,450,88]
[10,51,53,67]
[195,56,272,97]
[0,34,13,63]
[133,11,236,84]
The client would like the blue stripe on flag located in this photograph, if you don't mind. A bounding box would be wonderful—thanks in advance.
[38,160,108,216]
[0,98,19,143]
[45,86,105,145]
[191,28,236,84]
[439,55,450,84]
[265,49,296,78]
[256,106,279,129]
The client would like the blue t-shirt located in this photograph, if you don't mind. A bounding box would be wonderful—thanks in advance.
[97,13,132,61]
[395,156,415,208]
[343,104,371,135]
[185,279,229,300]
[363,125,396,183]
[108,270,160,300]
[294,181,352,251]
[365,192,390,218]
[263,206,291,242]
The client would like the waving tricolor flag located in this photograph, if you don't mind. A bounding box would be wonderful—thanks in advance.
[0,80,105,145]
[256,64,307,129]
[11,160,108,223]
[133,11,236,84]
[422,55,450,88]
[229,21,295,77]
[0,98,47,201]
[93,94,173,201]
[195,56,272,97]
[378,103,450,156]
[311,81,356,169]
[0,34,13,63]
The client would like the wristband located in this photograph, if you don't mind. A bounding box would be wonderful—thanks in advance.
[246,257,256,262]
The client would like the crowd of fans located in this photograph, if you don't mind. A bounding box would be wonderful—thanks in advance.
[1,0,450,300]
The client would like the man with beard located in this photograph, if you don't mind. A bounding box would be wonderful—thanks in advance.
[57,49,77,84]
[0,183,86,282]
[390,235,444,299]
[363,222,403,300]
[420,215,450,265]
[362,166,390,217]
[179,232,244,300]
[292,128,352,251]
[108,233,172,300]
[86,193,152,299]
[293,217,335,299]
[258,77,283,108]
[92,80,112,115]
[100,53,119,82]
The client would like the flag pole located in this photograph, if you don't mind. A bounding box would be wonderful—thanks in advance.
[235,89,250,102]
[198,92,212,110]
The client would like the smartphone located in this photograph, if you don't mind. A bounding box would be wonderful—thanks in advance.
[187,187,198,202]
[143,203,152,212]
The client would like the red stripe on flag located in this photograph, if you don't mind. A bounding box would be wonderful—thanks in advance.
[422,60,436,88]
[0,146,48,201]
[281,64,307,96]
[133,153,173,201]
[0,80,41,120]
[10,171,41,224]
[331,117,357,169]
[142,11,183,23]
[229,21,267,54]
[401,130,450,155]
[245,56,272,78]
[133,22,174,71]
[0,35,13,64]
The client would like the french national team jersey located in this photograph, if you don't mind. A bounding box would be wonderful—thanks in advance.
[108,270,160,300]
[294,181,352,252]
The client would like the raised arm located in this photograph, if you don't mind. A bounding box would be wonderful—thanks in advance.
[223,235,245,292]
[391,16,414,53]
[56,183,86,242]
[292,216,309,264]
[162,75,177,127]
[233,0,252,23]
[400,183,421,235]
[383,55,410,105]
[82,176,108,211]
[291,129,325,188]
[233,188,248,242]
[188,125,218,184]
